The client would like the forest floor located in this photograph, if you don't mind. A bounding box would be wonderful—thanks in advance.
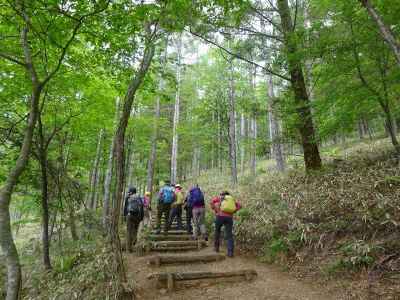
[125,245,344,300]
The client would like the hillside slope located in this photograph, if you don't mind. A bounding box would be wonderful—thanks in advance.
[196,138,400,299]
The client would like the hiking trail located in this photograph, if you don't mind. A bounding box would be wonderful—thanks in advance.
[125,213,341,300]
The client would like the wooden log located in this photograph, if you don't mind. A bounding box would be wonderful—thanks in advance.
[148,234,192,241]
[151,245,199,251]
[148,254,225,266]
[151,240,206,248]
[151,230,188,235]
[147,269,258,283]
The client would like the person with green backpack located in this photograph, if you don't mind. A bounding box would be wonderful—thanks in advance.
[155,180,176,234]
[210,191,241,257]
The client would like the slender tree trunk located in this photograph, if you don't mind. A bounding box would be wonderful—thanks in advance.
[0,27,43,300]
[267,74,286,172]
[249,66,257,177]
[171,35,182,184]
[250,118,257,177]
[277,0,322,171]
[228,57,238,185]
[358,120,365,139]
[240,113,246,173]
[363,118,373,140]
[381,102,400,152]
[126,145,135,188]
[359,0,400,66]
[110,36,155,283]
[146,42,168,195]
[217,110,223,174]
[103,97,120,231]
[88,129,103,209]
[37,117,52,270]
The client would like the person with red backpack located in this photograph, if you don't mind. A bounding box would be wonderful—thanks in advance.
[155,180,176,234]
[210,191,241,257]
[188,184,208,241]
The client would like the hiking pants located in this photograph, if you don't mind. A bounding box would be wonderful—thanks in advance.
[156,202,171,233]
[143,208,151,228]
[168,204,183,230]
[185,207,193,234]
[214,215,234,257]
[192,207,207,239]
[126,214,141,252]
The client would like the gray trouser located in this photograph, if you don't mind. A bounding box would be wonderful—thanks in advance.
[127,214,141,251]
[192,207,207,239]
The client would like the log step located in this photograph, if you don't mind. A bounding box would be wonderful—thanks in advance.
[148,234,192,241]
[148,269,257,291]
[148,254,225,266]
[151,230,188,235]
[151,240,207,248]
[150,245,200,252]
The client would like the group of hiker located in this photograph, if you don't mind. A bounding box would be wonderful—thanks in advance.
[123,180,241,257]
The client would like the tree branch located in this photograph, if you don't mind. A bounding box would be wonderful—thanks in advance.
[0,52,26,66]
[188,28,291,81]
[40,18,83,87]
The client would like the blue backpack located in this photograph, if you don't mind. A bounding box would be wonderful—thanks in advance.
[161,186,174,204]
[189,187,204,206]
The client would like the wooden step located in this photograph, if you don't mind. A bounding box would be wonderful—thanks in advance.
[151,240,207,249]
[148,254,225,266]
[148,234,192,241]
[150,245,200,252]
[151,230,188,235]
[148,269,257,291]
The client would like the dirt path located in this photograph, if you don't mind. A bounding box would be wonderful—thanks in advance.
[125,245,343,300]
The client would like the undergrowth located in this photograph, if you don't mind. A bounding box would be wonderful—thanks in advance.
[198,138,400,299]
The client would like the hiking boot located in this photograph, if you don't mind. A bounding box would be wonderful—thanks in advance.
[214,247,219,253]
[155,229,161,235]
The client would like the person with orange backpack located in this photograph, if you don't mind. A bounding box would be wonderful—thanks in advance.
[210,191,241,257]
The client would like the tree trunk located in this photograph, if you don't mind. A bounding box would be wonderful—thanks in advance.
[37,117,52,270]
[250,118,257,177]
[359,0,400,66]
[249,67,257,178]
[103,97,120,231]
[171,35,182,184]
[267,74,286,172]
[110,37,155,283]
[126,141,135,189]
[381,102,400,153]
[88,129,104,209]
[228,56,238,185]
[240,113,246,173]
[358,119,365,139]
[146,42,168,195]
[277,0,322,171]
[0,26,43,300]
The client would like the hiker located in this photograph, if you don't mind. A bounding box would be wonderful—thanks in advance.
[123,187,144,252]
[183,193,193,234]
[155,180,175,234]
[168,184,184,230]
[188,185,208,241]
[143,191,152,227]
[210,191,241,257]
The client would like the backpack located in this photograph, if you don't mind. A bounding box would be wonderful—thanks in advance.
[220,195,236,214]
[189,187,204,206]
[161,186,174,204]
[127,195,143,215]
